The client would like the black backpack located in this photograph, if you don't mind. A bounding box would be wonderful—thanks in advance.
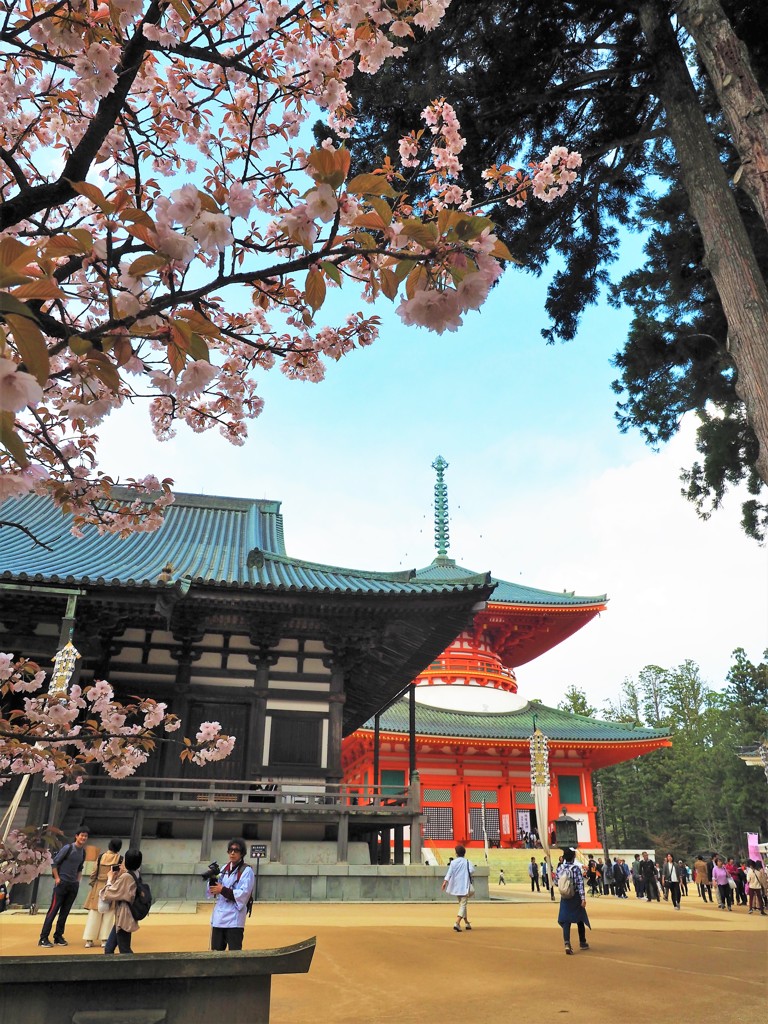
[127,871,152,920]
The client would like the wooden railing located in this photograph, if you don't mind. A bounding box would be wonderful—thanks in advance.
[72,776,416,813]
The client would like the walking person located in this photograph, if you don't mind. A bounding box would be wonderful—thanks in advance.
[712,856,733,911]
[441,844,474,932]
[661,853,681,910]
[639,851,660,902]
[708,854,723,908]
[208,838,255,951]
[631,854,645,899]
[746,860,767,916]
[498,868,506,885]
[100,848,143,954]
[82,838,123,948]
[529,856,540,892]
[694,854,713,902]
[677,860,689,897]
[554,847,591,955]
[38,827,90,948]
[586,858,600,897]
[541,860,549,890]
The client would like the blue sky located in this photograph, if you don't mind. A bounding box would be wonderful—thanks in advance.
[98,232,767,714]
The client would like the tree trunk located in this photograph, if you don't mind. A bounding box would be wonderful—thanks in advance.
[676,0,768,231]
[638,0,768,486]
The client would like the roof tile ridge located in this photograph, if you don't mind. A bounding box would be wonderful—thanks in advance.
[488,579,609,605]
[256,550,417,581]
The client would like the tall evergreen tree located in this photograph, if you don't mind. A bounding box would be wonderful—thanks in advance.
[340,0,768,536]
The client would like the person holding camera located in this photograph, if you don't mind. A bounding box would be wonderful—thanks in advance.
[207,838,254,951]
[99,848,143,954]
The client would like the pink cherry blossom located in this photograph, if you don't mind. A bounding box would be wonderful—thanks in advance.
[0,359,44,412]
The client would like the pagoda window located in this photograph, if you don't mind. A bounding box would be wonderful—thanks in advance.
[423,806,454,841]
[557,775,582,805]
[267,714,324,768]
[423,788,451,803]
[381,769,406,797]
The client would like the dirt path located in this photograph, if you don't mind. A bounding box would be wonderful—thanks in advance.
[2,887,766,1024]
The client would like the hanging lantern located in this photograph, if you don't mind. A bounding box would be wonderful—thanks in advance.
[49,640,81,696]
[529,727,550,788]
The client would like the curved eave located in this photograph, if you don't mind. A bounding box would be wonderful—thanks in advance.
[354,729,670,749]
[0,568,490,598]
[484,601,608,615]
[476,603,607,668]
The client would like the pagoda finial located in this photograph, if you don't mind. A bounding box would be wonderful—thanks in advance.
[432,455,450,557]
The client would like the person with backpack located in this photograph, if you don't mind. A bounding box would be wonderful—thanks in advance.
[554,847,591,955]
[99,848,145,954]
[208,838,255,951]
[38,827,90,948]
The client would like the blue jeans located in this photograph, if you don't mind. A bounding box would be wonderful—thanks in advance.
[104,926,133,954]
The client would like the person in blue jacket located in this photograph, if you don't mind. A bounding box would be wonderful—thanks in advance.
[208,838,255,951]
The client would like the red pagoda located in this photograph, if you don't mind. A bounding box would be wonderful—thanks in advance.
[342,457,671,855]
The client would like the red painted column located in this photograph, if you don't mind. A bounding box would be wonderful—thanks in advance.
[498,759,513,846]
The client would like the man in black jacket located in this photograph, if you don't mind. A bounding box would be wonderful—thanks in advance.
[639,851,660,902]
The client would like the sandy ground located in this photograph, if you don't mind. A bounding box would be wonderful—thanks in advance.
[2,885,766,1024]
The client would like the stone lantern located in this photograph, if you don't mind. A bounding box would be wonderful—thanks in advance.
[552,807,579,849]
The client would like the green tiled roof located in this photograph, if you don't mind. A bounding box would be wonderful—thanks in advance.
[365,699,670,743]
[412,559,606,609]
[0,492,489,595]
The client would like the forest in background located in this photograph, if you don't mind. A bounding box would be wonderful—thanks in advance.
[557,649,767,858]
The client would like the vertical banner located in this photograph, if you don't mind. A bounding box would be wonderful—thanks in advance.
[747,832,761,861]
[530,727,555,900]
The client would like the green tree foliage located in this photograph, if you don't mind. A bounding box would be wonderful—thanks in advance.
[339,0,768,536]
[594,651,768,857]
[557,685,597,717]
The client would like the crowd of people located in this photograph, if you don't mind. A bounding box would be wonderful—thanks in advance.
[565,850,768,915]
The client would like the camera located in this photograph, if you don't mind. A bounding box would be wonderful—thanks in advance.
[201,861,220,883]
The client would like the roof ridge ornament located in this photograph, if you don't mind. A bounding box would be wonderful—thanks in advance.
[431,455,450,559]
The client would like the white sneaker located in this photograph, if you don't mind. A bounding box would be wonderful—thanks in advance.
[101,940,108,947]
[84,940,94,948]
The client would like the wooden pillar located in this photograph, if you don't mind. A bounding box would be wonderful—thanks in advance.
[373,713,380,794]
[130,808,144,850]
[451,763,466,844]
[327,665,346,784]
[408,684,416,780]
[270,813,283,862]
[394,826,404,865]
[368,830,378,866]
[409,769,422,864]
[200,811,215,861]
[499,764,514,845]
[379,828,391,865]
[337,812,349,863]
[247,641,278,777]
[165,630,202,777]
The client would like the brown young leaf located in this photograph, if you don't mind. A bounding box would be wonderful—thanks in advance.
[67,179,116,215]
[305,268,326,312]
[0,411,29,467]
[3,313,50,386]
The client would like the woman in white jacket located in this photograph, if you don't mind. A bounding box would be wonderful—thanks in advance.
[441,844,474,932]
